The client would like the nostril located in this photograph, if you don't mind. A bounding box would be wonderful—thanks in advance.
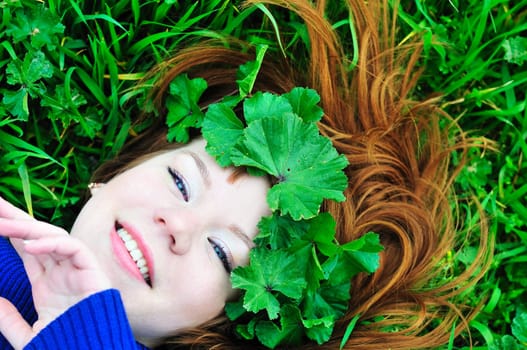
[169,235,177,253]
[154,213,167,226]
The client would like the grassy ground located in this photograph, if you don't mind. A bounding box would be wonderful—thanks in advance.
[393,1,527,348]
[1,0,526,348]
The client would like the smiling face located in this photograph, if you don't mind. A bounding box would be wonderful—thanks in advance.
[70,138,270,346]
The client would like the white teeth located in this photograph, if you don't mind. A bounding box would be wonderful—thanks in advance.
[136,257,146,268]
[124,239,138,250]
[129,248,142,260]
[116,227,150,283]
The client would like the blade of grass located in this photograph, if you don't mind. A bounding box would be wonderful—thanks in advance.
[17,163,33,217]
[0,130,63,167]
[447,321,456,350]
[339,314,361,350]
[254,3,286,57]
[75,68,111,109]
[470,320,495,347]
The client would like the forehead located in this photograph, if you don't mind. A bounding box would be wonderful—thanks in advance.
[155,139,221,173]
[156,138,208,160]
[150,139,265,188]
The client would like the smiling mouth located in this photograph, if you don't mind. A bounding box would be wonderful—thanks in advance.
[115,223,152,286]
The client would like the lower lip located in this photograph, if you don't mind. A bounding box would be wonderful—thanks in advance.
[110,228,145,284]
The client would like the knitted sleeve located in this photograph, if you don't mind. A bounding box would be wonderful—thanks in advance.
[24,289,149,350]
[0,238,37,320]
[0,238,37,350]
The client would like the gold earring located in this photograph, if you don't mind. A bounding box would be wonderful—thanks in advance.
[88,182,104,195]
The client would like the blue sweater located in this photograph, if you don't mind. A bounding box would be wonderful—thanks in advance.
[0,238,148,349]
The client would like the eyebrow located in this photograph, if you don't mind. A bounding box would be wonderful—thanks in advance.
[229,224,255,250]
[183,151,254,250]
[183,151,211,188]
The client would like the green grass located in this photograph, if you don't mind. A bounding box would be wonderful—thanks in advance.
[1,0,526,348]
[394,1,527,348]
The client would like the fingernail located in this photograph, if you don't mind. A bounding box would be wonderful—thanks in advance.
[23,239,32,244]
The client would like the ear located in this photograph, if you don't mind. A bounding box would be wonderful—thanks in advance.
[88,182,105,196]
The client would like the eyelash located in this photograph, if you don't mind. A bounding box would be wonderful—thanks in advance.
[167,167,189,202]
[208,238,233,273]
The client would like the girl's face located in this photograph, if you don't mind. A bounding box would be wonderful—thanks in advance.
[70,138,270,346]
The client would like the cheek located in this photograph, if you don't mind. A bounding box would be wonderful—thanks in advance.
[70,196,112,238]
[122,265,233,338]
[148,275,230,334]
[169,270,232,325]
[109,172,160,200]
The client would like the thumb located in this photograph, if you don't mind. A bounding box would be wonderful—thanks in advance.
[0,297,33,350]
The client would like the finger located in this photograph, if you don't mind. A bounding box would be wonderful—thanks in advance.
[24,236,100,271]
[0,197,33,220]
[0,218,68,241]
[6,238,43,278]
[0,297,33,350]
[23,237,112,293]
[14,240,45,275]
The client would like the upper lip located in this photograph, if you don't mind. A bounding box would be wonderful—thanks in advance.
[116,221,155,286]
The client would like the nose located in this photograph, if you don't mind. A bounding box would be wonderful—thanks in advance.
[153,207,197,255]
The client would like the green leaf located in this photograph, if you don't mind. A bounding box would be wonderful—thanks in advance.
[6,6,65,50]
[302,285,349,344]
[303,281,350,323]
[290,242,324,291]
[231,114,349,220]
[321,253,340,279]
[502,36,527,66]
[2,51,53,118]
[303,315,335,345]
[305,212,339,257]
[25,52,53,86]
[6,51,53,87]
[342,250,382,276]
[489,335,524,350]
[330,232,383,284]
[236,45,268,97]
[2,88,29,119]
[6,61,23,85]
[283,87,324,122]
[235,318,257,340]
[255,213,310,249]
[243,92,294,123]
[41,85,88,127]
[224,299,246,321]
[512,309,527,343]
[254,304,304,349]
[329,233,383,284]
[341,232,384,253]
[166,74,207,143]
[202,102,244,166]
[231,248,307,319]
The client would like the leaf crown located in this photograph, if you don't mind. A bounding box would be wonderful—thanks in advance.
[165,46,383,348]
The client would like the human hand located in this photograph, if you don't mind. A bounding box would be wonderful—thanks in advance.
[0,197,111,349]
[0,196,38,255]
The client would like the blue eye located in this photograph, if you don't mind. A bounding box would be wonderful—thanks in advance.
[168,167,189,202]
[208,238,232,273]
